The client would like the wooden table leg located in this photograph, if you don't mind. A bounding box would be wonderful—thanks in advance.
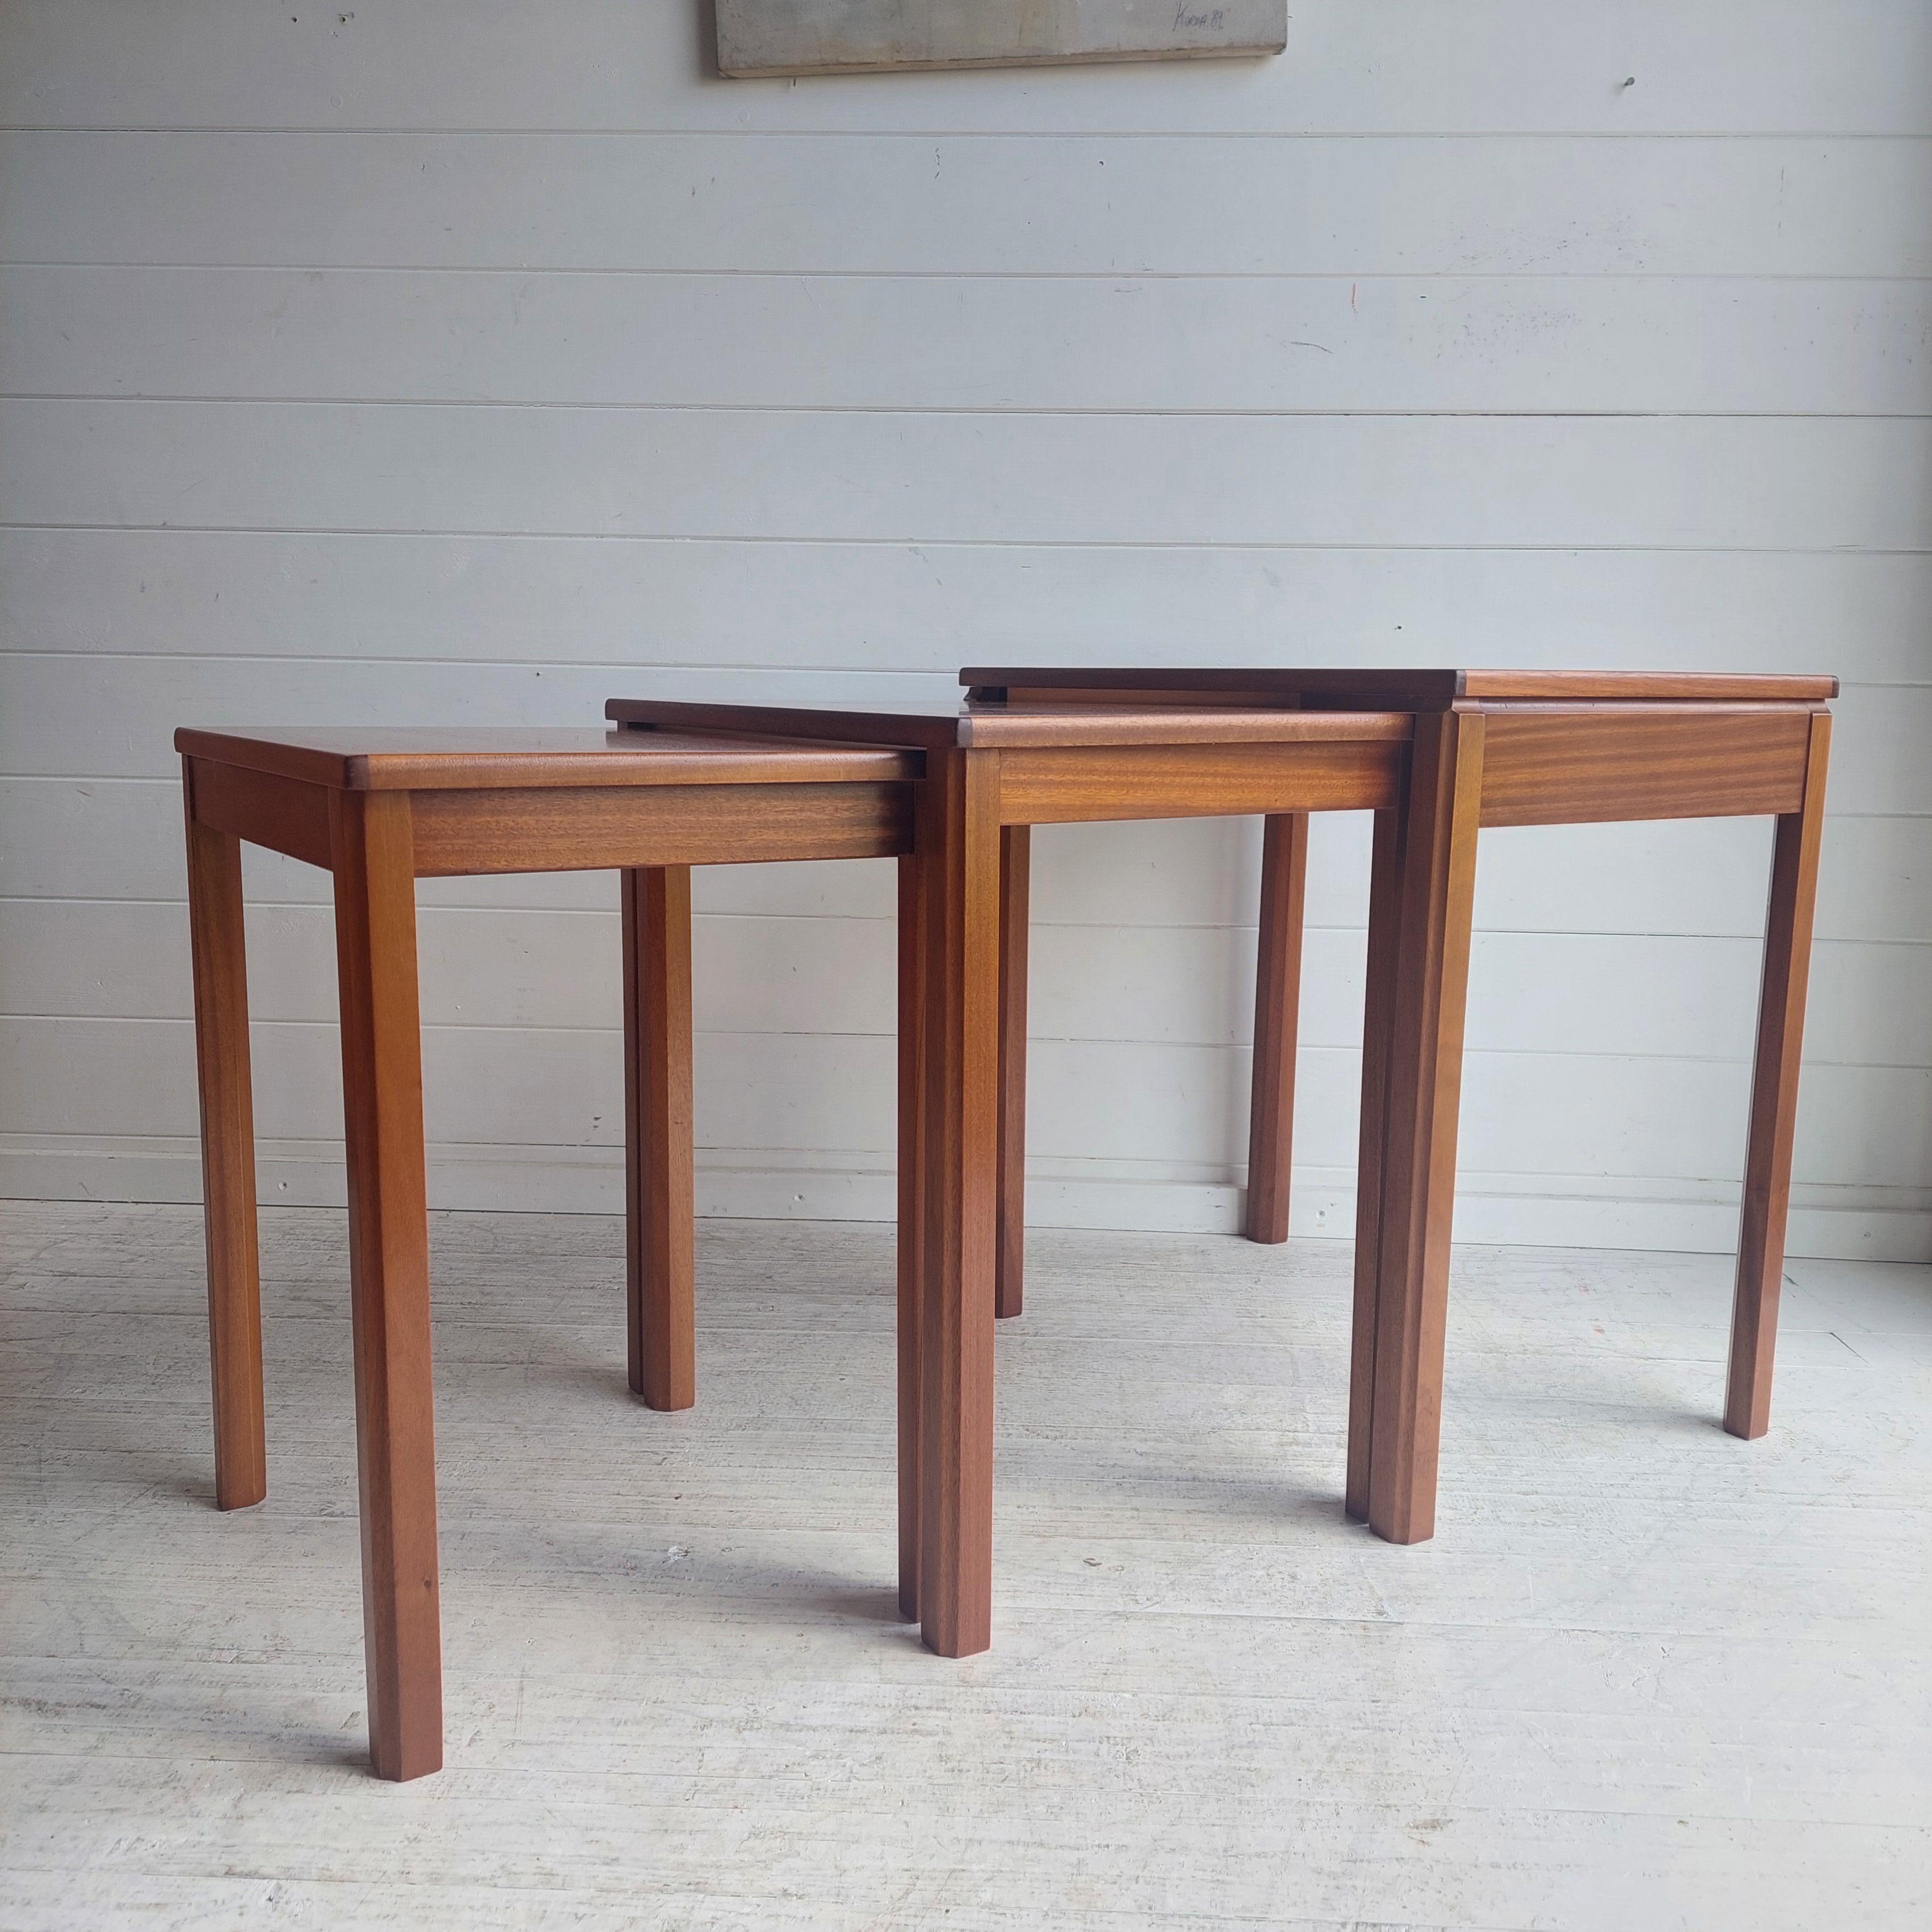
[1367,711,1485,1547]
[331,790,442,1782]
[1245,812,1309,1244]
[1345,807,1403,1524]
[918,749,1002,1658]
[184,770,267,1512]
[1727,712,1831,1439]
[896,851,926,1621]
[995,825,1030,1318]
[622,866,696,1411]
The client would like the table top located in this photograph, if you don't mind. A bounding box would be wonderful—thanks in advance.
[604,697,1413,750]
[957,667,1840,708]
[175,726,923,791]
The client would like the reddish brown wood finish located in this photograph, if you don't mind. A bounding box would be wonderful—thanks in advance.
[183,776,267,1513]
[1244,813,1308,1245]
[606,694,1412,752]
[409,780,910,875]
[962,710,1412,749]
[328,788,442,1783]
[1367,710,1486,1548]
[604,699,1434,1609]
[177,724,915,791]
[995,738,1402,824]
[1727,712,1833,1438]
[995,825,1031,1318]
[186,755,918,878]
[962,666,1839,708]
[1477,707,1812,827]
[180,684,1839,1753]
[179,723,936,1780]
[190,757,332,869]
[896,852,928,1623]
[610,697,968,751]
[952,673,1839,1549]
[1345,807,1406,1524]
[917,748,1002,1659]
[623,866,697,1412]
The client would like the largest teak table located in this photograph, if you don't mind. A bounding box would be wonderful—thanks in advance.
[957,667,1836,1546]
[175,725,920,1779]
[608,693,1423,1658]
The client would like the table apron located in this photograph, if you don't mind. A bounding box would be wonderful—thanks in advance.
[189,757,333,868]
[1478,709,1815,827]
[188,761,914,875]
[408,780,913,875]
[995,739,1403,825]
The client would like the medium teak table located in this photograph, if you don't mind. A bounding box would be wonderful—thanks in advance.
[609,694,1423,1657]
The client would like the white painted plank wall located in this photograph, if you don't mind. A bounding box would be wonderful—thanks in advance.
[1,1,1926,1258]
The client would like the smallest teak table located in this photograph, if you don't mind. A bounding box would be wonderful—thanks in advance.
[175,726,919,1780]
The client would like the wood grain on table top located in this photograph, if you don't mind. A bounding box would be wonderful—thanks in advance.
[174,726,922,791]
[956,667,1840,707]
[603,697,1414,749]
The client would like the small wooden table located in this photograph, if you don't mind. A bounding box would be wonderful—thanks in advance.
[175,726,919,1780]
[608,696,1421,1659]
[955,668,1836,1547]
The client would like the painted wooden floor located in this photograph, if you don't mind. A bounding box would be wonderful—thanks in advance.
[2,1201,1928,1930]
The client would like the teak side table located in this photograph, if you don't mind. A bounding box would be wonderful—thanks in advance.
[175,725,919,1780]
[608,694,1420,1659]
[956,667,1837,1546]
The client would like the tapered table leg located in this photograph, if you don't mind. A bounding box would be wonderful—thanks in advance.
[1727,712,1831,1439]
[896,852,927,1621]
[995,825,1031,1318]
[918,749,1002,1658]
[1367,711,1485,1547]
[1245,812,1309,1244]
[1345,807,1403,1523]
[331,790,442,1783]
[184,769,267,1512]
[622,866,696,1411]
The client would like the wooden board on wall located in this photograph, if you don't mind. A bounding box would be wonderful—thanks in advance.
[8,1,1927,1264]
[714,1,1287,77]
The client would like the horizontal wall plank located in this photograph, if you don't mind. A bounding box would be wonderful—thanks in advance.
[8,402,1931,551]
[6,132,1929,277]
[3,778,1925,947]
[11,267,1931,417]
[4,1015,1925,1190]
[6,897,1926,1069]
[5,2,1930,136]
[2,656,1919,814]
[7,532,1925,684]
